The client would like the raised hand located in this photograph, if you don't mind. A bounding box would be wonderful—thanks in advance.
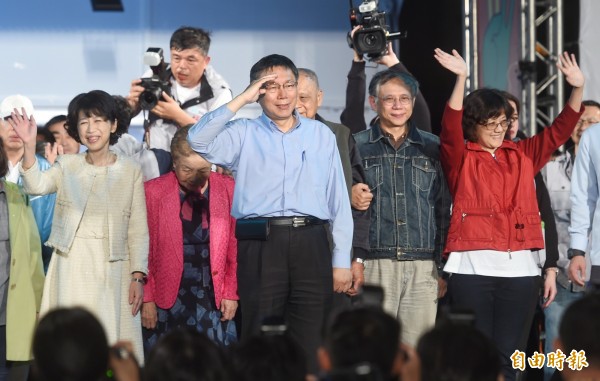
[434,48,468,78]
[7,108,37,147]
[350,25,364,62]
[242,73,278,104]
[127,78,144,111]
[44,142,63,165]
[557,52,585,88]
[152,91,196,128]
[375,42,400,68]
[227,73,278,114]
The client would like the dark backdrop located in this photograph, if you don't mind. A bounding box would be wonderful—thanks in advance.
[398,0,580,137]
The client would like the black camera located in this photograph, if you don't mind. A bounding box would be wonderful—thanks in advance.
[139,47,171,111]
[347,0,404,60]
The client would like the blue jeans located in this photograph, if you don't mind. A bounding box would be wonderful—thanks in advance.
[543,284,583,381]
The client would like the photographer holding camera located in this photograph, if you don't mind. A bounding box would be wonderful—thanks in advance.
[341,25,432,134]
[127,26,232,151]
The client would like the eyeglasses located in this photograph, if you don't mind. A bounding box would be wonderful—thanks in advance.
[377,95,413,106]
[577,118,600,127]
[480,119,510,131]
[262,81,297,94]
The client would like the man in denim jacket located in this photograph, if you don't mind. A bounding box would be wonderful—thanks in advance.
[353,69,450,346]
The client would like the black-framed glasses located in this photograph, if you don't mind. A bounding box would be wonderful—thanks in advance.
[480,119,509,131]
[262,81,297,94]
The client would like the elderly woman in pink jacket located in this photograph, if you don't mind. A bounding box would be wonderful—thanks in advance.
[142,125,238,349]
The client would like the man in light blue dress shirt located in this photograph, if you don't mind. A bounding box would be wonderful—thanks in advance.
[568,121,600,288]
[188,54,352,374]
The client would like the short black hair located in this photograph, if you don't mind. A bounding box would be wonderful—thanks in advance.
[144,328,231,381]
[32,307,109,381]
[559,292,600,367]
[417,322,502,381]
[36,127,53,144]
[170,26,211,56]
[249,54,298,82]
[43,115,67,130]
[66,90,125,146]
[462,88,514,142]
[43,115,68,144]
[232,334,306,381]
[112,95,133,134]
[501,91,520,115]
[583,100,600,110]
[322,307,401,378]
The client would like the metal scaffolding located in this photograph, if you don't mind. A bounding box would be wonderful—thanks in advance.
[520,0,564,137]
[462,0,564,137]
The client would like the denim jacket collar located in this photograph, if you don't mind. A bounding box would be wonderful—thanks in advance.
[369,121,425,147]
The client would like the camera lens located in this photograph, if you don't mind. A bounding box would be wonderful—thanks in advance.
[353,28,386,55]
[364,33,380,47]
[139,89,160,110]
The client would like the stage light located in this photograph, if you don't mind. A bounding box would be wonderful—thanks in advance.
[91,0,123,11]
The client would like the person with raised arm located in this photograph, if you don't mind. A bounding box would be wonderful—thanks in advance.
[435,48,584,381]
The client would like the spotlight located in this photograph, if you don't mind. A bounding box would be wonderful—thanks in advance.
[91,0,123,11]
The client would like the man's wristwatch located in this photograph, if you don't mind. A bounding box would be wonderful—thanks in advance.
[353,258,365,267]
[567,248,586,260]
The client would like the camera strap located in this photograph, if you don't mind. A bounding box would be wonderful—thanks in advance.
[176,73,215,110]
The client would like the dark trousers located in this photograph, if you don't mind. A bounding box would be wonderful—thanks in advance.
[237,224,333,374]
[0,326,29,381]
[449,274,540,381]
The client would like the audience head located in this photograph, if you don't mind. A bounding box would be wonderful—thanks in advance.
[44,115,80,154]
[171,126,212,192]
[571,100,600,145]
[169,26,211,88]
[36,127,52,157]
[112,95,133,134]
[319,306,403,380]
[556,292,600,371]
[36,127,52,144]
[32,307,109,381]
[417,322,503,381]
[144,328,231,381]
[250,54,298,82]
[232,333,307,381]
[462,88,514,152]
[501,91,520,141]
[0,94,35,154]
[296,68,323,120]
[368,70,419,130]
[249,54,299,124]
[66,90,125,147]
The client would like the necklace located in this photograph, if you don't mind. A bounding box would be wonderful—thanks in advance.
[86,152,116,167]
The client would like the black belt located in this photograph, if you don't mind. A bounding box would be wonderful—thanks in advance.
[267,216,328,228]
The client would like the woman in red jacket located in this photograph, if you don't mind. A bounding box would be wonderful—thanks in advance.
[141,125,238,349]
[434,48,584,381]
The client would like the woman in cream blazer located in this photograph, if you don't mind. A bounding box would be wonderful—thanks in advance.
[10,90,148,363]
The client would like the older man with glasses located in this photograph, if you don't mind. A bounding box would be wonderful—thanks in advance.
[353,68,451,347]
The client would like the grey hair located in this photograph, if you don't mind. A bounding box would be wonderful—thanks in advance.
[298,68,320,89]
